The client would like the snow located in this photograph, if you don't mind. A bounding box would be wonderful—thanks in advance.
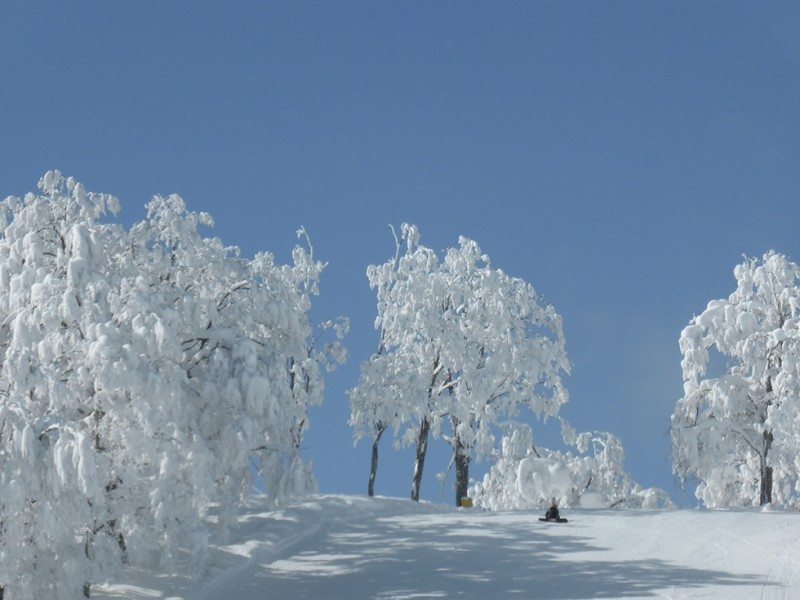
[517,457,572,502]
[578,490,606,508]
[96,494,800,599]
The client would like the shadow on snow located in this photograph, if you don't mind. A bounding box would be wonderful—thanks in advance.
[241,504,772,599]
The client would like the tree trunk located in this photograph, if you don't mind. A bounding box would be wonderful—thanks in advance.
[453,423,470,507]
[411,356,440,502]
[368,424,387,497]
[83,528,91,597]
[760,430,774,505]
[107,520,127,561]
[411,417,430,502]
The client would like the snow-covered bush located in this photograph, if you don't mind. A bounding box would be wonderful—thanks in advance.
[672,251,800,508]
[0,172,343,598]
[470,422,673,511]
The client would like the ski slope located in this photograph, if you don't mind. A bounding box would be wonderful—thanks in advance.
[96,495,800,599]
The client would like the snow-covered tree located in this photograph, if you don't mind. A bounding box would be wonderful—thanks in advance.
[0,172,130,599]
[0,172,343,599]
[350,228,407,496]
[350,224,443,501]
[350,224,570,505]
[260,314,348,505]
[672,251,800,508]
[436,236,570,506]
[349,351,409,497]
[470,421,673,511]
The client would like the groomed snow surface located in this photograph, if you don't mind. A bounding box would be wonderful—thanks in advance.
[96,495,799,599]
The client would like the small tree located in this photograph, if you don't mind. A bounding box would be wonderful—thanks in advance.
[349,352,406,496]
[672,251,800,508]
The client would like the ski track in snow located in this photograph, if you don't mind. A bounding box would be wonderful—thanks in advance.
[96,496,800,600]
[193,507,326,600]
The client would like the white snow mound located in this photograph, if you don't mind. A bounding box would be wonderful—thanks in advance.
[517,456,572,502]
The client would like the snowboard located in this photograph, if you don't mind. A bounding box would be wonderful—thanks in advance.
[539,517,568,523]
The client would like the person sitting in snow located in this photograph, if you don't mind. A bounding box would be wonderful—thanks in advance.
[544,500,560,521]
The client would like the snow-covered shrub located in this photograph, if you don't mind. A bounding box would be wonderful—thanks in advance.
[470,422,673,511]
[0,172,344,598]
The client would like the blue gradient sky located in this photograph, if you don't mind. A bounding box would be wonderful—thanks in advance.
[2,2,799,506]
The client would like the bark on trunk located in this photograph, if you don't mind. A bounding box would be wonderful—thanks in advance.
[83,529,91,597]
[411,417,430,502]
[368,424,387,497]
[760,376,774,506]
[411,357,440,502]
[760,430,774,506]
[453,419,470,507]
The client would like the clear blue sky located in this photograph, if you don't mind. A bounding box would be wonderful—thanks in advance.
[2,2,798,506]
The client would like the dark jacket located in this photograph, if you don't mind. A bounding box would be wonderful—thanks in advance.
[545,505,560,521]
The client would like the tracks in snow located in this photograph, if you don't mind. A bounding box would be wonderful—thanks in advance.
[193,505,327,600]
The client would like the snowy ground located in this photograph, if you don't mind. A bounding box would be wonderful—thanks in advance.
[96,495,800,599]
